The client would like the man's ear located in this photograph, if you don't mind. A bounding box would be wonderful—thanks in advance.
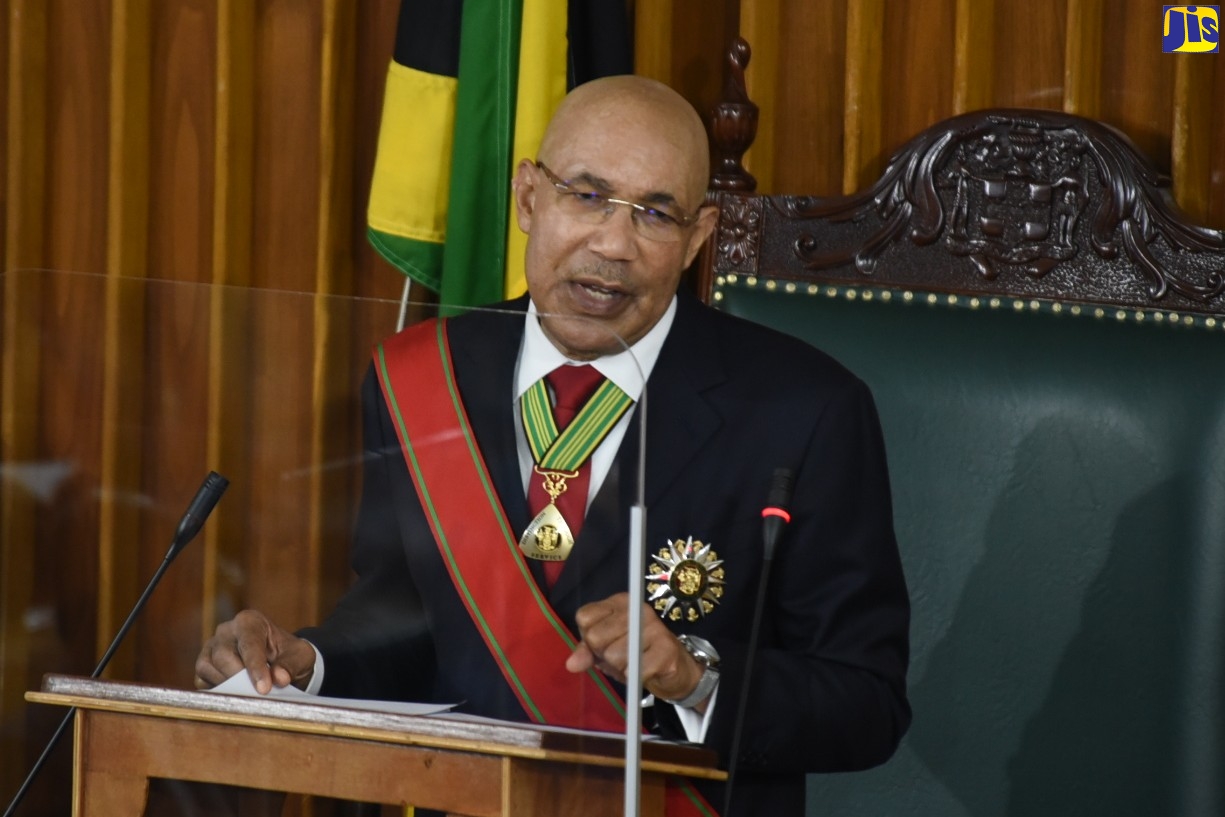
[511,159,538,233]
[681,204,719,268]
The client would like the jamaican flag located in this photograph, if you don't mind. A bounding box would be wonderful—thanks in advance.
[366,0,632,308]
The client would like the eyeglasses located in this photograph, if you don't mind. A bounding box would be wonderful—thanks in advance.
[534,161,700,243]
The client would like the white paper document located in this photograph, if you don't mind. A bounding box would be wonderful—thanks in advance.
[209,671,457,717]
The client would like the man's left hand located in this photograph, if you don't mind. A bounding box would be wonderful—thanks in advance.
[565,592,709,711]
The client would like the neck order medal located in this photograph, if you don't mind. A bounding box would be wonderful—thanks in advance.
[520,466,579,561]
[517,375,632,563]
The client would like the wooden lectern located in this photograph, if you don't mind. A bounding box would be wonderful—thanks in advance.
[28,675,722,817]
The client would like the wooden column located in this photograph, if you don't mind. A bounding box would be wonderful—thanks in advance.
[633,0,674,85]
[308,0,359,620]
[1064,0,1104,117]
[843,0,885,193]
[201,0,256,646]
[1171,54,1216,225]
[97,0,151,680]
[952,0,994,114]
[0,0,48,795]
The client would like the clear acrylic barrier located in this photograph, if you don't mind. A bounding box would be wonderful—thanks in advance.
[0,268,659,815]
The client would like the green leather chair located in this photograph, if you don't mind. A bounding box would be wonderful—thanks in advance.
[701,40,1225,817]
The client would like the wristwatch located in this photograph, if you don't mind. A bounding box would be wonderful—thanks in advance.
[664,634,721,709]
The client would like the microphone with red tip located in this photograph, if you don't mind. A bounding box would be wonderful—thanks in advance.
[761,468,795,562]
[723,467,795,817]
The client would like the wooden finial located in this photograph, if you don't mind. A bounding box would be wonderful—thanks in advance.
[709,37,759,193]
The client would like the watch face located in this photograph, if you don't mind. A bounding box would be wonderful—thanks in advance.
[681,634,720,666]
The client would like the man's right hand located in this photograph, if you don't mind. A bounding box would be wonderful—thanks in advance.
[194,609,317,694]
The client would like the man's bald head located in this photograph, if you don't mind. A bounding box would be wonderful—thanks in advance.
[538,75,711,208]
[511,75,718,360]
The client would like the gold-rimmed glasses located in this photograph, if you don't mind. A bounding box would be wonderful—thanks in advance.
[535,161,700,243]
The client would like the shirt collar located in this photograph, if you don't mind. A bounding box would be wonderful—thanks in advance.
[516,296,677,401]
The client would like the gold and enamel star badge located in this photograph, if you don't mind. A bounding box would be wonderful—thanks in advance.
[646,536,726,622]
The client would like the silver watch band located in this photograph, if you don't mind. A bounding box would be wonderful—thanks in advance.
[663,634,721,709]
[664,663,720,709]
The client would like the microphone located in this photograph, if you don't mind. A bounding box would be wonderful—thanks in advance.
[723,467,795,817]
[761,468,794,562]
[2,471,229,817]
[170,471,230,559]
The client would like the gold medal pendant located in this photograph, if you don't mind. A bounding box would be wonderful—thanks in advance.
[519,468,578,562]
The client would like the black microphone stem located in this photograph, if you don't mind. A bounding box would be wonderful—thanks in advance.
[2,471,228,817]
[723,468,793,817]
[722,548,774,817]
[3,556,177,817]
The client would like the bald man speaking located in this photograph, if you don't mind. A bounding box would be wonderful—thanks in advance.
[196,76,911,817]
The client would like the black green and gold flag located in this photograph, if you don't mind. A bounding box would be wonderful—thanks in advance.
[366,0,632,308]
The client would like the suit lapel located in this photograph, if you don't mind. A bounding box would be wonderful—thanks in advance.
[638,294,726,506]
[449,300,532,537]
[549,447,634,607]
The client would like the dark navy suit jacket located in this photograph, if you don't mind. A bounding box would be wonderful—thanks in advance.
[300,291,911,816]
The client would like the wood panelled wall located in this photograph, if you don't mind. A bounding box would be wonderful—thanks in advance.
[1,0,1222,812]
[1,0,405,811]
[639,0,1225,228]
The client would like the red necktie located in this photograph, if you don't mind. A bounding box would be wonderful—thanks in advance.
[527,364,605,588]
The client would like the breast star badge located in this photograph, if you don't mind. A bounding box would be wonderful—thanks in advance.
[646,536,725,622]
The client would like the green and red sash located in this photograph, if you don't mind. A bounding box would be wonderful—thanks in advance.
[374,318,718,817]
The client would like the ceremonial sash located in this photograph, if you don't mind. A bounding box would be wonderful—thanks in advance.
[374,318,718,817]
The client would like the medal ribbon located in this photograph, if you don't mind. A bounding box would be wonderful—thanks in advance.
[520,375,633,471]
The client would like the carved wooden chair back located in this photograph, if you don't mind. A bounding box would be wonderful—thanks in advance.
[698,38,1225,817]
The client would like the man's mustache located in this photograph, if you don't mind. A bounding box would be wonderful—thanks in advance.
[570,261,632,290]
